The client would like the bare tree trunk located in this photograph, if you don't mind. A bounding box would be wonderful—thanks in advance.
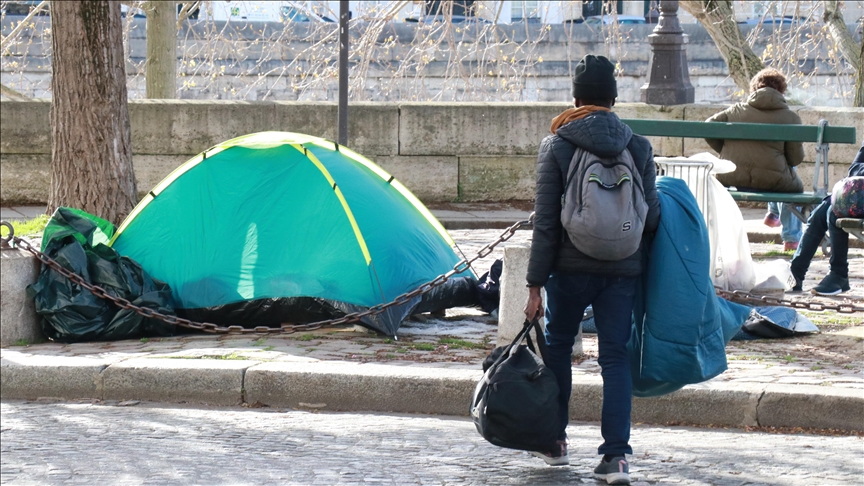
[679,0,764,93]
[857,41,864,108]
[144,1,177,99]
[49,1,137,224]
[823,0,863,107]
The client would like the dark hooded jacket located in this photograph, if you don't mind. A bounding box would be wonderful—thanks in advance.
[526,110,661,286]
[706,87,805,192]
[849,142,864,178]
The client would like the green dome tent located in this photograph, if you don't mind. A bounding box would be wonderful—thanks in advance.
[109,132,475,336]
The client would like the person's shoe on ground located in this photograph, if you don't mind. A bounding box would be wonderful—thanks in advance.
[783,241,799,251]
[811,273,850,296]
[594,455,630,484]
[529,440,569,466]
[763,212,781,228]
[790,275,803,292]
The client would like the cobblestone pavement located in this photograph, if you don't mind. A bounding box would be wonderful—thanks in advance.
[2,400,861,486]
[5,230,862,391]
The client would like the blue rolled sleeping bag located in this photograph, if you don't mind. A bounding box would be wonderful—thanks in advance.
[629,177,751,397]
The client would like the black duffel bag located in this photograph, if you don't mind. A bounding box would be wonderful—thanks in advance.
[470,318,560,452]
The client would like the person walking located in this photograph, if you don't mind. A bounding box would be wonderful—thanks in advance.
[790,142,864,295]
[523,54,661,485]
[705,68,805,251]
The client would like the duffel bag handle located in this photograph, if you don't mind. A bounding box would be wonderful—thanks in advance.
[486,318,548,378]
[523,318,551,366]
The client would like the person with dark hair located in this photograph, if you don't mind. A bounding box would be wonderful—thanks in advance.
[705,67,805,251]
[790,142,864,295]
[524,54,660,485]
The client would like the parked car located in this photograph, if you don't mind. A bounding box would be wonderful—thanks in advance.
[280,5,333,22]
[584,15,647,25]
[404,15,492,24]
[202,1,333,23]
[120,4,146,18]
[1,1,47,16]
[737,16,804,25]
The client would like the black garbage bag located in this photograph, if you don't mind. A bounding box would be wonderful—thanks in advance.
[733,307,819,340]
[26,207,176,343]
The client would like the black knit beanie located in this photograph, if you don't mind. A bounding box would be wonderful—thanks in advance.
[572,55,618,100]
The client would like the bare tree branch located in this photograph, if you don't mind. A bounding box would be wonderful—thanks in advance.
[177,1,200,30]
[1,0,858,106]
[679,0,765,93]
[822,0,863,106]
[0,0,48,52]
[822,0,861,71]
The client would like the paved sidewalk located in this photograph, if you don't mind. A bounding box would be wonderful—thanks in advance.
[2,204,863,430]
[2,217,862,432]
[4,401,862,485]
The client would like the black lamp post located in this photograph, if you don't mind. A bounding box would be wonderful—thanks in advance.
[640,0,695,105]
[338,0,349,145]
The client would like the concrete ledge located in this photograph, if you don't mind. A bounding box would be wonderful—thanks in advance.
[0,354,111,400]
[244,361,478,416]
[2,101,859,206]
[568,375,604,422]
[459,156,536,201]
[758,384,864,431]
[375,155,458,202]
[632,383,762,427]
[568,379,763,428]
[398,102,567,156]
[0,248,42,347]
[101,358,256,406]
[1,352,861,431]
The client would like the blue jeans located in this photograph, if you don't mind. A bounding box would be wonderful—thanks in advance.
[767,202,803,243]
[790,200,850,280]
[544,271,636,456]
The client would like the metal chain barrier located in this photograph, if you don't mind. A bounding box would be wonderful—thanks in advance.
[714,287,864,314]
[3,216,860,338]
[0,216,534,335]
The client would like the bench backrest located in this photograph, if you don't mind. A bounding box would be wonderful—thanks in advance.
[620,118,857,195]
[620,119,856,144]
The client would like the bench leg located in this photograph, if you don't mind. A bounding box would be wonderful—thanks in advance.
[845,228,864,243]
[788,204,811,225]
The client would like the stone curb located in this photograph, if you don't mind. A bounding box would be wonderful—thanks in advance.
[2,355,861,431]
[101,358,255,407]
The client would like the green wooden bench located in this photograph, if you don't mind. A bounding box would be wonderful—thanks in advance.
[620,118,858,226]
[836,218,864,243]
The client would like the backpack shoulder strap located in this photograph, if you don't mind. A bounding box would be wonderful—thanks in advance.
[564,146,587,191]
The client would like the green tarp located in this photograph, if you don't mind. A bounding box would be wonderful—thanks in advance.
[28,207,175,343]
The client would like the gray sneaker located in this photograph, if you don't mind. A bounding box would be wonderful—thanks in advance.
[593,455,630,485]
[811,273,850,296]
[529,440,569,466]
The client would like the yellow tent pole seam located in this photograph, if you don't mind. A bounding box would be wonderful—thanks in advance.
[335,146,454,246]
[109,194,154,245]
[290,144,373,265]
[109,149,214,246]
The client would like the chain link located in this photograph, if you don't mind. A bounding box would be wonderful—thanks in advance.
[5,215,859,338]
[714,288,864,314]
[3,216,533,335]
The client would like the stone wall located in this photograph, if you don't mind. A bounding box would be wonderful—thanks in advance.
[1,18,860,106]
[1,100,860,205]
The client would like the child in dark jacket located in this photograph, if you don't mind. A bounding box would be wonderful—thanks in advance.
[789,142,863,295]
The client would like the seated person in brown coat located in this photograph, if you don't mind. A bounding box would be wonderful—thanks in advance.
[705,68,805,251]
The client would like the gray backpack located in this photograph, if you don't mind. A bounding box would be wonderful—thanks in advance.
[561,147,648,261]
